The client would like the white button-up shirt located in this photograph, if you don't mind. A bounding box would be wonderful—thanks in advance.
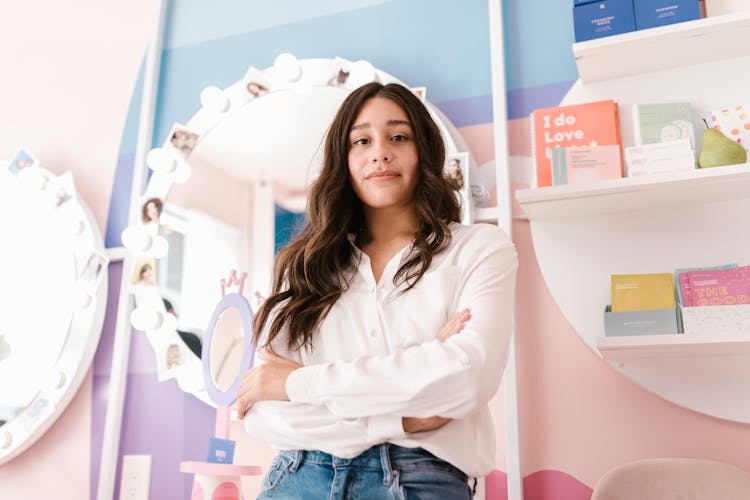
[243,222,518,477]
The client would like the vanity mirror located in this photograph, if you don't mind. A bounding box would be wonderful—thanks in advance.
[0,154,108,464]
[121,54,474,406]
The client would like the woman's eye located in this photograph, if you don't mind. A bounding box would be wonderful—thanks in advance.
[352,138,369,146]
[392,134,408,142]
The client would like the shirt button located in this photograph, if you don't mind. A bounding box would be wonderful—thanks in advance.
[369,329,377,337]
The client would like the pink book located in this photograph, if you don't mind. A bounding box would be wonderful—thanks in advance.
[565,145,622,184]
[687,265,750,307]
[678,272,693,307]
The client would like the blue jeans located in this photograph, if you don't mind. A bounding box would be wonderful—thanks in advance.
[256,444,473,499]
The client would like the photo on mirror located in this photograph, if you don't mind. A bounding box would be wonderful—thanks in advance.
[153,333,190,382]
[443,152,471,223]
[7,149,37,177]
[166,123,200,160]
[132,256,158,287]
[246,80,269,98]
[327,57,350,88]
[80,250,109,288]
[410,86,427,102]
[141,196,163,225]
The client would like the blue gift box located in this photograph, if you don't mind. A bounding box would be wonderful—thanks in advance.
[207,437,236,464]
[574,0,637,42]
[633,0,701,30]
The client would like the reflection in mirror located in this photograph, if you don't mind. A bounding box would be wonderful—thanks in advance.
[0,156,108,464]
[209,307,244,392]
[122,55,471,407]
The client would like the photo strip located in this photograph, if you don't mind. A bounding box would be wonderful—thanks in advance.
[141,196,163,225]
[166,123,200,160]
[7,149,37,177]
[132,256,158,287]
[327,57,350,88]
[443,152,471,225]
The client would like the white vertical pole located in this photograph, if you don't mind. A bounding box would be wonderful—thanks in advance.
[97,1,168,499]
[488,1,524,500]
[251,173,275,297]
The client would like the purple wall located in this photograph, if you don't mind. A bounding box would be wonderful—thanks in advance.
[91,261,214,498]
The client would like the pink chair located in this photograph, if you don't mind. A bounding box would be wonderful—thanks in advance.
[591,458,750,500]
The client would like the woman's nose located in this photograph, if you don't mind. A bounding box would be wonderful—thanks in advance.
[371,141,391,163]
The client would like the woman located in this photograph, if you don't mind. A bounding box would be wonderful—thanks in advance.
[445,157,465,190]
[238,82,518,499]
[141,197,163,224]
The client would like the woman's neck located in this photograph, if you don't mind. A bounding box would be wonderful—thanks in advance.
[359,206,418,247]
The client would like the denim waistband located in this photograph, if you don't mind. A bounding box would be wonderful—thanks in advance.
[280,444,469,484]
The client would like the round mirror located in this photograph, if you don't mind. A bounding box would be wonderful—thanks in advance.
[122,55,473,406]
[0,158,108,464]
[202,292,255,407]
[210,307,244,392]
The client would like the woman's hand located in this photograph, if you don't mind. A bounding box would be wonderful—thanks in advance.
[438,308,471,341]
[402,416,451,433]
[237,348,301,419]
[402,308,471,433]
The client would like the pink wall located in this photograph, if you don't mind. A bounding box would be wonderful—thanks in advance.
[0,3,153,498]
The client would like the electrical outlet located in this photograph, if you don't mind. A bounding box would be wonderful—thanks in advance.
[119,454,152,500]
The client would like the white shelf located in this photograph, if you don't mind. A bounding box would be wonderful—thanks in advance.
[574,12,750,83]
[598,332,750,360]
[515,163,750,220]
[473,205,499,223]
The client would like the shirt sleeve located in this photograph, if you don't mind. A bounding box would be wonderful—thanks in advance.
[243,401,405,455]
[243,335,406,452]
[285,227,518,420]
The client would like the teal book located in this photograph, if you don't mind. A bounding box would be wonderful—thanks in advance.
[633,102,695,149]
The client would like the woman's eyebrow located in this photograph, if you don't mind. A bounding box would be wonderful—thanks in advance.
[350,119,411,132]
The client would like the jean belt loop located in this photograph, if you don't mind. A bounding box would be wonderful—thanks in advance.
[289,450,304,473]
[380,444,395,486]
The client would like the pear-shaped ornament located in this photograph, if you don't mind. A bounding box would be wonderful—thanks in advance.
[698,119,747,168]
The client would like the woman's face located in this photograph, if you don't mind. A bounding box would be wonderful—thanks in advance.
[247,83,263,96]
[140,266,154,283]
[347,97,419,212]
[448,159,460,175]
[146,201,159,222]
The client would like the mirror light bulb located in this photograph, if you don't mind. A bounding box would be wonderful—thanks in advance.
[53,371,66,390]
[79,290,93,309]
[71,218,85,237]
[17,167,48,191]
[273,53,302,82]
[171,162,192,184]
[0,431,11,449]
[130,307,163,332]
[146,148,177,173]
[348,60,378,89]
[150,235,168,259]
[121,226,147,251]
[200,86,230,114]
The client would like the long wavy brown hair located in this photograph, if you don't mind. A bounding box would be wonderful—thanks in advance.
[254,82,462,351]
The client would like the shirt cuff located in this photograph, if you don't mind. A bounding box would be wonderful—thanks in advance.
[367,414,407,444]
[285,364,324,405]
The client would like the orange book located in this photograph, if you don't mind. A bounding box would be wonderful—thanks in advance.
[531,100,622,188]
